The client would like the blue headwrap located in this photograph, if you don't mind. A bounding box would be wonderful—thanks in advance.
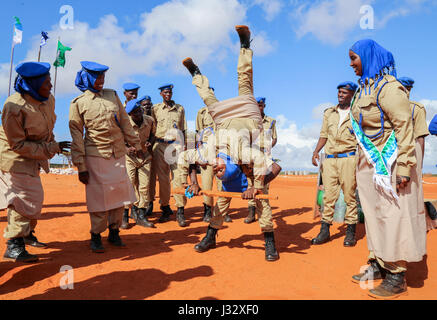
[429,114,437,135]
[350,39,397,91]
[14,62,51,102]
[216,153,248,192]
[75,61,109,93]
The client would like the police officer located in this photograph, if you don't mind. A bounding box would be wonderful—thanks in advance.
[69,61,144,253]
[245,97,277,224]
[311,81,359,247]
[0,62,70,262]
[123,83,140,106]
[149,84,188,226]
[122,98,156,229]
[139,95,153,116]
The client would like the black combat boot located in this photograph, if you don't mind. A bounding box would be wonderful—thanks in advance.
[236,25,251,49]
[182,58,201,76]
[24,230,48,248]
[344,224,357,247]
[3,237,38,262]
[120,209,130,229]
[130,205,139,220]
[136,208,155,228]
[244,206,256,224]
[107,225,126,247]
[224,214,232,223]
[264,232,279,261]
[368,271,407,299]
[194,226,218,253]
[159,205,173,223]
[203,204,212,223]
[90,233,105,253]
[176,207,187,227]
[311,221,330,245]
[352,260,386,284]
[145,202,154,216]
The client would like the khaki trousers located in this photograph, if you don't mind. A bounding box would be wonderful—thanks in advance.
[368,251,407,273]
[90,207,124,234]
[210,179,274,233]
[200,165,214,207]
[321,156,358,225]
[3,207,37,239]
[126,157,152,208]
[150,142,186,208]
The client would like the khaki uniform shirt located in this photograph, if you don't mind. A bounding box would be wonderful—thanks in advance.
[196,106,215,144]
[320,105,357,155]
[127,115,155,163]
[69,89,141,173]
[351,75,416,177]
[0,93,60,177]
[410,101,429,140]
[259,115,277,151]
[152,101,187,142]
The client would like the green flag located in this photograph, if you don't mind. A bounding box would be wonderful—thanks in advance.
[53,40,71,68]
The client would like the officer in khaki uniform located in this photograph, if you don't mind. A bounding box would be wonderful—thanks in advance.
[121,98,156,229]
[122,83,140,106]
[311,82,359,247]
[195,105,217,222]
[246,97,277,224]
[150,84,188,226]
[0,62,70,263]
[181,25,282,262]
[70,61,144,253]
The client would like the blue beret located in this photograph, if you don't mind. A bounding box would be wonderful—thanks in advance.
[429,114,437,135]
[158,84,174,91]
[125,99,141,114]
[138,95,151,102]
[80,61,109,73]
[123,83,140,91]
[398,77,415,88]
[337,81,358,91]
[16,62,51,78]
[256,97,266,103]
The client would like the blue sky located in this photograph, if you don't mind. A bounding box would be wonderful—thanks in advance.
[1,0,437,171]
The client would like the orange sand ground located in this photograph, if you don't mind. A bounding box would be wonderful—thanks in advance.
[0,174,436,300]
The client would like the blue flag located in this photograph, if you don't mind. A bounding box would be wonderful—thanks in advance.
[40,31,49,47]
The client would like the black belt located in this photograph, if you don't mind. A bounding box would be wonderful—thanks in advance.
[156,138,176,144]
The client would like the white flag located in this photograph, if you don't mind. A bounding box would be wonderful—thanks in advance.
[13,17,23,45]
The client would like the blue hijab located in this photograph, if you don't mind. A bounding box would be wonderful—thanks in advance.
[75,69,101,93]
[14,74,50,102]
[216,153,248,193]
[350,39,397,91]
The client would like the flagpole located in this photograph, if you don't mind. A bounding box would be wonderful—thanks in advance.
[8,44,15,97]
[53,37,60,97]
[38,46,41,62]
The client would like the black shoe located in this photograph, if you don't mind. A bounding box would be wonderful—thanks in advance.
[182,57,201,76]
[3,237,38,262]
[224,214,232,223]
[425,201,437,220]
[344,224,357,247]
[236,25,251,49]
[24,230,48,248]
[120,209,130,229]
[90,233,105,253]
[176,207,187,227]
[194,226,218,253]
[159,206,173,223]
[130,205,139,220]
[136,208,155,228]
[145,202,154,217]
[352,260,386,284]
[107,226,126,247]
[203,204,212,223]
[311,222,330,245]
[368,271,407,299]
[264,232,279,261]
[244,206,256,224]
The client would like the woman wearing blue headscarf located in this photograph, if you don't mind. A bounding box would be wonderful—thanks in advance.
[69,61,144,253]
[348,40,426,299]
[0,62,70,263]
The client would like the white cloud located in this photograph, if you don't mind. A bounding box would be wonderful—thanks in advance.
[312,102,334,120]
[291,0,372,45]
[252,0,283,21]
[1,0,276,96]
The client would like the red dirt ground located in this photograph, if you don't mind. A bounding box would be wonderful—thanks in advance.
[0,174,436,300]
